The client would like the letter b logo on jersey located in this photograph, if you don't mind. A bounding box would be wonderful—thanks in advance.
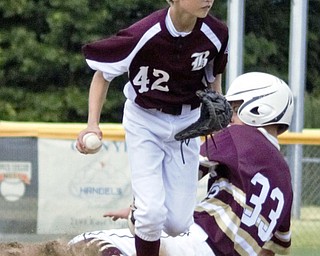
[191,51,210,71]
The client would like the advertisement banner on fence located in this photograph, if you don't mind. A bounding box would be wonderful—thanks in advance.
[0,136,208,235]
[0,137,38,234]
[37,138,132,234]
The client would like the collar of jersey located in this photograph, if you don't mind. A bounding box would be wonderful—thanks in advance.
[257,127,280,151]
[166,8,192,37]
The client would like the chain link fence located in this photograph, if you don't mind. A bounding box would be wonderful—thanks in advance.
[1,122,320,254]
[282,144,320,254]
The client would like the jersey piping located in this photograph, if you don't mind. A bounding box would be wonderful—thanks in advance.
[86,23,162,82]
[197,200,261,255]
[200,23,222,52]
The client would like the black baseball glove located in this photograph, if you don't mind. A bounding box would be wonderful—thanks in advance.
[174,89,232,141]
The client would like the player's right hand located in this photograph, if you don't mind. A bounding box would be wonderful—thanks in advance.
[76,126,102,154]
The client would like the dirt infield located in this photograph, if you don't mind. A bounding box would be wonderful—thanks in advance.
[0,240,100,256]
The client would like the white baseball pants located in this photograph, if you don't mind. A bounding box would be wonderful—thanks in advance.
[123,99,201,241]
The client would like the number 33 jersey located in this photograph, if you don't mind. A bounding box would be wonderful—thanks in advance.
[82,8,228,109]
[196,125,293,256]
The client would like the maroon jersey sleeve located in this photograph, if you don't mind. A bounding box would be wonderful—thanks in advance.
[82,9,165,63]
[201,15,229,77]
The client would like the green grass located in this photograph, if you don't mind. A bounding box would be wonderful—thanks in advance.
[289,206,320,255]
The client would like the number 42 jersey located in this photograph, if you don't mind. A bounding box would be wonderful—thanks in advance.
[82,8,228,110]
[196,125,293,256]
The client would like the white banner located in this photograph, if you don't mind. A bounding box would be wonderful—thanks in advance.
[37,139,132,234]
[0,137,208,235]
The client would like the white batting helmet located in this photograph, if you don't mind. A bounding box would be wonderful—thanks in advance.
[226,72,294,134]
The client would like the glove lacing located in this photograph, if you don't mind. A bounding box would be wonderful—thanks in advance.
[180,134,215,165]
[179,139,190,164]
[204,133,215,156]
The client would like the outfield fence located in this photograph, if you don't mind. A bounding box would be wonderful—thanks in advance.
[282,143,320,253]
[0,121,319,253]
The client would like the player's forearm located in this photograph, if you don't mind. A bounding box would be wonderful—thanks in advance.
[87,71,109,127]
[210,74,222,93]
[103,207,131,220]
[198,155,218,180]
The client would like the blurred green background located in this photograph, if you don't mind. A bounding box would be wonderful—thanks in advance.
[0,0,319,127]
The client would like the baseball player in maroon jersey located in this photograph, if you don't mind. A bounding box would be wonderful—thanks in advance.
[196,72,294,256]
[71,72,294,256]
[76,1,228,255]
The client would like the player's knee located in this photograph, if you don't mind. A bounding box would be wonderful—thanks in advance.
[163,225,186,237]
[135,207,166,234]
[163,218,191,237]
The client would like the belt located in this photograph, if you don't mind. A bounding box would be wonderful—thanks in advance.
[156,102,200,115]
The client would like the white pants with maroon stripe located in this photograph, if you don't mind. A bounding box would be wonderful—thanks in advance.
[69,223,215,256]
[123,99,201,241]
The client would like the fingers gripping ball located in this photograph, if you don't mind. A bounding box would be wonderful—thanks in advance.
[174,89,233,141]
[83,133,102,154]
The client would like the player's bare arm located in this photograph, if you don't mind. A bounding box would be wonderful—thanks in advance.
[87,71,109,126]
[209,73,222,93]
[103,207,131,221]
[76,71,109,153]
